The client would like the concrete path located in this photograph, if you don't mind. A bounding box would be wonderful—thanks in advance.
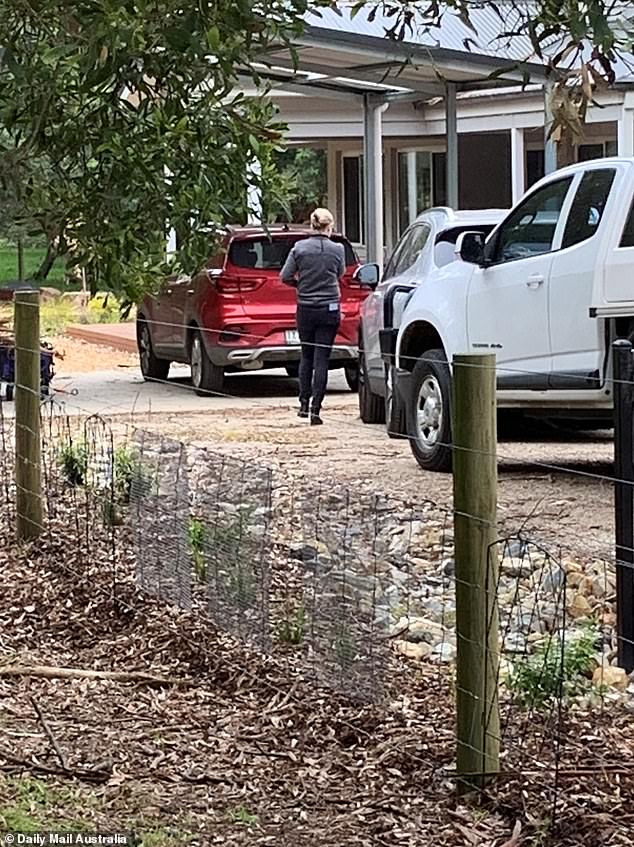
[55,323,355,417]
[42,365,355,418]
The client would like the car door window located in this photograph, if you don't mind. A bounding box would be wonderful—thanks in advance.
[562,168,615,248]
[491,178,573,264]
[394,225,431,274]
[383,233,410,280]
[384,224,432,279]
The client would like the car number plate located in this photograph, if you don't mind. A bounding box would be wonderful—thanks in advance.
[286,330,300,345]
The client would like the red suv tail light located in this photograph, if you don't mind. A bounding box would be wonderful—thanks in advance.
[216,274,266,293]
[341,269,363,288]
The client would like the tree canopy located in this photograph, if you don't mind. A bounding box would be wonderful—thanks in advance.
[0,0,327,302]
[0,1,632,302]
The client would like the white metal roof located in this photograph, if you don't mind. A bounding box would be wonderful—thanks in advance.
[302,4,634,85]
[248,3,634,99]
[249,5,549,101]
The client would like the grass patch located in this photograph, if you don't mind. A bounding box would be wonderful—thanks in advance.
[134,827,193,846]
[0,777,92,831]
[0,777,195,843]
[0,241,68,286]
[227,805,258,826]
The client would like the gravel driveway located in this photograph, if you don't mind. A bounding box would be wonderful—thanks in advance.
[127,372,616,565]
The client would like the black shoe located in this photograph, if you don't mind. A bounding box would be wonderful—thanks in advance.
[298,400,309,419]
[310,413,323,426]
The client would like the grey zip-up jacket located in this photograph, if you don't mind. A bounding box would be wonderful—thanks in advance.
[280,235,346,307]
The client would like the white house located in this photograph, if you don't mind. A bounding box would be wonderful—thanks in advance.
[251,5,634,261]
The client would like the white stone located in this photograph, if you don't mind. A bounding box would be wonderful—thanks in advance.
[432,642,456,662]
[394,640,433,661]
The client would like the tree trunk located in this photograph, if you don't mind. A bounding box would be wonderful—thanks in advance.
[17,239,25,281]
[557,129,577,169]
[86,261,99,297]
[33,242,58,283]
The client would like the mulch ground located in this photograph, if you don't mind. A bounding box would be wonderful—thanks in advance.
[0,521,633,846]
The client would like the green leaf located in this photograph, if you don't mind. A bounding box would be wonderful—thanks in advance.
[207,26,220,51]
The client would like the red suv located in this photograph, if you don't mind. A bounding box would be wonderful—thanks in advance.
[137,225,367,395]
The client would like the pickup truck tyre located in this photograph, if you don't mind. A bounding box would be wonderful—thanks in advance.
[190,331,224,396]
[385,365,407,439]
[138,320,170,382]
[285,364,299,379]
[408,349,452,473]
[344,364,359,393]
[358,349,385,424]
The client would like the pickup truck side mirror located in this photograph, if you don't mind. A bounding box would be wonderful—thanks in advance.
[353,263,380,289]
[456,231,485,265]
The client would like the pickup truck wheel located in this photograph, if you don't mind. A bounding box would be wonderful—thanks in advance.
[285,364,299,379]
[344,364,359,393]
[191,331,224,397]
[385,365,406,439]
[408,349,452,472]
[138,320,170,382]
[358,350,385,424]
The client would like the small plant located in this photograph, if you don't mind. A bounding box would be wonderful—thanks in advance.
[278,604,306,645]
[212,506,257,608]
[114,444,153,503]
[228,805,258,826]
[333,621,356,669]
[57,439,88,486]
[136,827,190,846]
[229,563,256,609]
[509,624,598,710]
[188,517,208,581]
[81,293,125,325]
[102,498,123,527]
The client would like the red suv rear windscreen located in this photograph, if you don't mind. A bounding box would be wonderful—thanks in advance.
[229,236,356,270]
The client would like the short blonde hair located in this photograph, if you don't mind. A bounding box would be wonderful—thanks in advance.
[311,207,334,232]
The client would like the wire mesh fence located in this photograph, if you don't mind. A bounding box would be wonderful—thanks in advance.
[131,429,192,610]
[0,398,632,832]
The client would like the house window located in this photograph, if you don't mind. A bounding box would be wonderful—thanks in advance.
[578,140,617,161]
[342,155,364,244]
[526,150,545,188]
[398,151,432,234]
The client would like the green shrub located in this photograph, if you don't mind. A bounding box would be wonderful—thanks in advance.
[509,624,598,710]
[227,806,258,826]
[82,293,123,325]
[229,563,255,609]
[114,444,153,503]
[333,621,356,670]
[57,440,88,486]
[278,604,306,645]
[188,517,208,581]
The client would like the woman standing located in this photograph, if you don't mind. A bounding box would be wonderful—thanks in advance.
[281,208,345,425]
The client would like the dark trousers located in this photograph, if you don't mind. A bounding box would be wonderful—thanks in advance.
[297,303,340,412]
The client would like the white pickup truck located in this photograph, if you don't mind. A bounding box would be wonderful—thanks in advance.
[382,157,634,472]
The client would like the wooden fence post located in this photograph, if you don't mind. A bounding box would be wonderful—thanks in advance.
[612,339,634,672]
[452,352,499,794]
[15,289,42,540]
